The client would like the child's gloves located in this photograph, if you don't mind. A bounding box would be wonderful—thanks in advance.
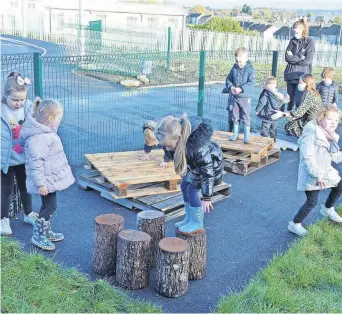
[222,87,230,94]
[287,51,293,56]
[271,111,284,120]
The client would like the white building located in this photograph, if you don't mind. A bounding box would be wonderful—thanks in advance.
[0,0,187,36]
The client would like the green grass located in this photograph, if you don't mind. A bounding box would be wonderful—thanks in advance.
[0,238,161,313]
[217,207,342,313]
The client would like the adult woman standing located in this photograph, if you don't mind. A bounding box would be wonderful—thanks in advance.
[284,19,315,111]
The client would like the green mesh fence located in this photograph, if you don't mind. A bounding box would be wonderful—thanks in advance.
[3,50,341,166]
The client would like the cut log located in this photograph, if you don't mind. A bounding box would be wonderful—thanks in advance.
[176,229,206,280]
[156,237,190,298]
[92,214,124,276]
[116,229,151,290]
[136,210,165,267]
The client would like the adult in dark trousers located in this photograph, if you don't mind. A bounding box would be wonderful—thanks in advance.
[284,18,315,111]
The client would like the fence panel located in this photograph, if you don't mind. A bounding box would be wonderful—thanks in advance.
[40,51,200,165]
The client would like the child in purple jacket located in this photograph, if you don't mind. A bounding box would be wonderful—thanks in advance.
[21,98,75,251]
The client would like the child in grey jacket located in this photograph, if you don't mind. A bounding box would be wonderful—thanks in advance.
[21,98,75,251]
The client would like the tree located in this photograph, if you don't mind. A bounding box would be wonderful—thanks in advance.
[334,16,342,24]
[191,5,206,14]
[192,16,244,33]
[241,4,252,16]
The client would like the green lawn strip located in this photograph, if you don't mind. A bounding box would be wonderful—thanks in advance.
[217,207,342,313]
[1,238,161,313]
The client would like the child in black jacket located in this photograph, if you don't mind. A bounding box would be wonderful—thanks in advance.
[256,76,290,140]
[316,67,339,107]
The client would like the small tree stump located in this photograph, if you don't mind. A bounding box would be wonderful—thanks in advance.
[157,237,190,298]
[176,229,207,280]
[116,229,151,290]
[92,214,124,276]
[136,210,165,267]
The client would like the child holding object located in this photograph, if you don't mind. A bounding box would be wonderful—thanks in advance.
[1,72,38,236]
[288,106,342,237]
[316,67,339,107]
[155,115,224,234]
[255,76,290,140]
[22,98,75,250]
[274,74,322,137]
[225,47,256,144]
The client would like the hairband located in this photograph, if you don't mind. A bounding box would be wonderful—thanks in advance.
[7,72,31,86]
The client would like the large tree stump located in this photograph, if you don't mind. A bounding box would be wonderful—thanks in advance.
[157,237,190,298]
[136,210,165,267]
[92,214,124,276]
[116,229,151,290]
[176,229,207,280]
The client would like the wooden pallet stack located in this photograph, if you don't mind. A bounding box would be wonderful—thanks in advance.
[212,131,281,176]
[78,150,231,220]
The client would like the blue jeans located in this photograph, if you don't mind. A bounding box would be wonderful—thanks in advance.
[181,179,202,207]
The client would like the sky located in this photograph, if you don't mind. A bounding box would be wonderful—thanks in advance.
[172,0,342,10]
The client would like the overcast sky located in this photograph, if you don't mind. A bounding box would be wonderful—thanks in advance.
[172,0,342,10]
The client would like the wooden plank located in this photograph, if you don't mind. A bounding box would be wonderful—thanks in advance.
[213,131,274,145]
[136,191,180,205]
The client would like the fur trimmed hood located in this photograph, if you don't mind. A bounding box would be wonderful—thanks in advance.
[186,116,213,156]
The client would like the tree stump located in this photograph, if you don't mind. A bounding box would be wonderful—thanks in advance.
[176,229,207,280]
[116,229,151,290]
[92,214,124,276]
[156,237,190,298]
[136,210,165,267]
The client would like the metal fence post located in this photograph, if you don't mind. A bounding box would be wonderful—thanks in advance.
[271,50,279,78]
[167,26,171,71]
[33,52,43,97]
[198,50,206,117]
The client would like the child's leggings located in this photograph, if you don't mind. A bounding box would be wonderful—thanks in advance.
[1,165,32,219]
[181,179,202,207]
[40,192,57,221]
[293,180,342,223]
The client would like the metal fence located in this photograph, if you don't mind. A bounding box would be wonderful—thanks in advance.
[2,50,342,165]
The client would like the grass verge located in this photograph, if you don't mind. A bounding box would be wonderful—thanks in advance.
[217,207,342,313]
[0,238,161,313]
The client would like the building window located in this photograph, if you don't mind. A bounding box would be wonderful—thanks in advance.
[147,17,158,26]
[28,3,35,9]
[10,2,18,8]
[127,16,138,23]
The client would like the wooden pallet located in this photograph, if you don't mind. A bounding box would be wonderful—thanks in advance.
[212,131,280,176]
[78,170,231,221]
[84,150,181,198]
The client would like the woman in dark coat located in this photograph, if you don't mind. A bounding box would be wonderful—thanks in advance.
[284,19,315,111]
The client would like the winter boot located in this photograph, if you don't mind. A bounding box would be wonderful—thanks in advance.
[24,212,39,226]
[320,204,342,222]
[178,206,204,234]
[31,218,55,251]
[288,221,308,237]
[46,220,64,242]
[174,202,190,229]
[0,218,12,236]
[244,125,251,144]
[229,123,239,141]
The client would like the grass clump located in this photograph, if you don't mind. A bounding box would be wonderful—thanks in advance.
[1,238,161,313]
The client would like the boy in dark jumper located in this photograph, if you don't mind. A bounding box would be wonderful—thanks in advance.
[316,67,339,107]
[225,47,256,144]
[256,76,290,140]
